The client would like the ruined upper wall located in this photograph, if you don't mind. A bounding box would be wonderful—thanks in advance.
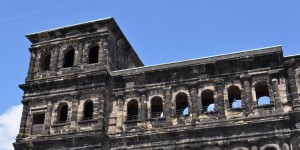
[24,17,143,83]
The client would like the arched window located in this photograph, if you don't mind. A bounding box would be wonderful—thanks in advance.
[58,104,68,123]
[83,101,93,120]
[201,90,214,113]
[255,82,270,106]
[228,86,242,109]
[88,46,99,64]
[41,54,51,71]
[63,49,75,68]
[127,100,138,121]
[175,93,189,116]
[151,97,163,118]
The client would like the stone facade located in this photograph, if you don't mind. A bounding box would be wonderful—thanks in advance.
[14,17,300,150]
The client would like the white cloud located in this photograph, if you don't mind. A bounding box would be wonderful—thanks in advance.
[0,104,23,150]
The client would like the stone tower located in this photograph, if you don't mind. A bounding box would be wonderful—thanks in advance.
[14,17,300,150]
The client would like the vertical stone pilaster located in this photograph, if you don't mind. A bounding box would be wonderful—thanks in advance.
[116,98,124,131]
[33,51,41,73]
[242,77,253,114]
[272,78,284,113]
[74,42,83,66]
[25,51,36,81]
[17,101,29,139]
[140,95,147,122]
[57,46,65,68]
[100,36,109,68]
[28,51,36,74]
[197,94,202,115]
[70,93,80,132]
[95,94,105,130]
[43,101,53,135]
[50,47,59,71]
[190,88,198,119]
[97,41,102,64]
[215,80,225,118]
[287,67,300,110]
[164,88,172,126]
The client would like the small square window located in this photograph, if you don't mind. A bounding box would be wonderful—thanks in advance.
[32,113,45,125]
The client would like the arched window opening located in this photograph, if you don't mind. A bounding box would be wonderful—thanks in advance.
[201,90,215,113]
[151,97,163,118]
[88,46,99,64]
[58,104,68,123]
[41,54,51,71]
[228,86,242,109]
[255,82,270,106]
[63,49,75,68]
[175,93,189,116]
[83,101,93,120]
[127,100,138,121]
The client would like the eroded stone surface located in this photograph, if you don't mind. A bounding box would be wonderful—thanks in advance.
[14,17,300,150]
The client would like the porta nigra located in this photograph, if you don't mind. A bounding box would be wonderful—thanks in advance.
[13,17,300,150]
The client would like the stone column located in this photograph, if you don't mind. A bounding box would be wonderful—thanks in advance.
[100,35,109,68]
[95,94,105,130]
[140,95,147,122]
[74,42,83,66]
[241,75,253,114]
[215,80,225,118]
[43,101,53,135]
[287,67,300,110]
[190,88,198,119]
[164,88,172,126]
[33,51,41,73]
[25,51,36,81]
[272,78,284,113]
[57,46,65,68]
[116,98,124,131]
[216,83,225,118]
[70,93,80,132]
[50,47,59,71]
[16,101,29,139]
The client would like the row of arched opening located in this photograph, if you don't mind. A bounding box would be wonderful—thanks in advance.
[126,84,271,121]
[40,45,99,71]
[57,101,94,123]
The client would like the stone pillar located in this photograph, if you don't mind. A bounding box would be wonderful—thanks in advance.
[28,51,36,73]
[43,101,53,135]
[215,80,225,118]
[197,93,202,115]
[33,51,41,73]
[74,43,83,66]
[16,101,29,139]
[95,94,105,130]
[116,98,124,131]
[50,47,59,71]
[272,78,284,113]
[70,93,79,132]
[97,41,102,64]
[140,95,147,122]
[242,77,253,114]
[57,46,65,68]
[164,88,172,126]
[287,67,300,110]
[190,88,198,119]
[100,35,109,68]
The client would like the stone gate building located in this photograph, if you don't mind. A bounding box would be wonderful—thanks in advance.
[14,17,300,150]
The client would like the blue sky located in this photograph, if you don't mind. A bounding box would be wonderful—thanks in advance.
[0,1,300,149]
